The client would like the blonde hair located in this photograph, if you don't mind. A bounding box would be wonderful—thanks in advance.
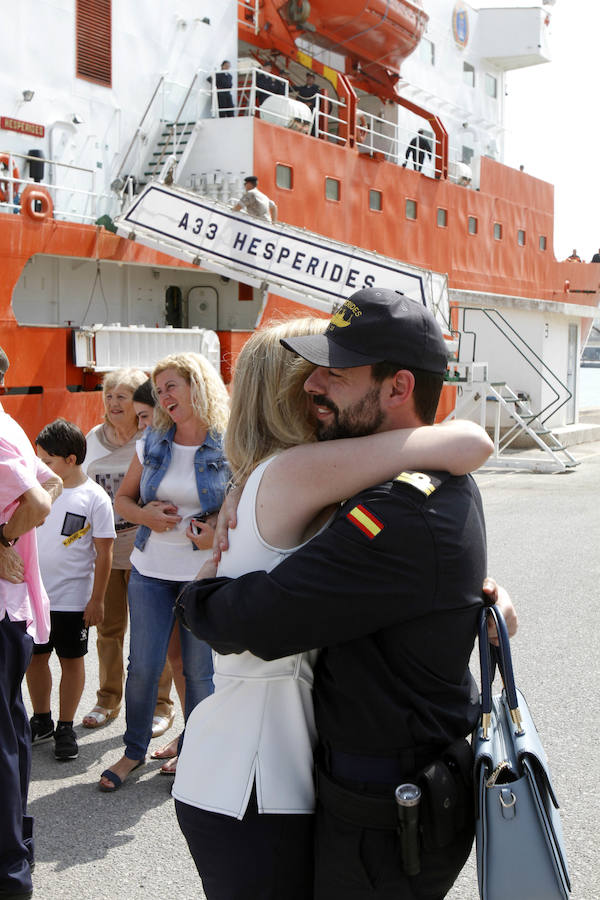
[225,317,326,485]
[102,368,147,428]
[151,352,229,435]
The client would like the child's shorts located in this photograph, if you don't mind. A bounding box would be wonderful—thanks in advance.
[33,611,89,659]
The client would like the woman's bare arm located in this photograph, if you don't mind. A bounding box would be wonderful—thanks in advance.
[257,420,492,547]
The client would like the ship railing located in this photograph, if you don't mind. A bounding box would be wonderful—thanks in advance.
[238,0,260,35]
[354,113,440,177]
[313,93,347,146]
[0,150,119,224]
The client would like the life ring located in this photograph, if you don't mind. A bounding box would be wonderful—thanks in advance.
[20,185,53,221]
[356,114,368,144]
[0,154,20,202]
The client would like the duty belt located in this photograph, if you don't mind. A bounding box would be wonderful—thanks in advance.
[316,767,398,830]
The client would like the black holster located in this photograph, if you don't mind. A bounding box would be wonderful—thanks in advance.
[417,737,474,851]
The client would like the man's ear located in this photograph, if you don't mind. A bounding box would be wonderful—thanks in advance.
[382,369,415,409]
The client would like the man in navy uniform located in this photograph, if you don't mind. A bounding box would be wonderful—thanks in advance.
[177,289,490,898]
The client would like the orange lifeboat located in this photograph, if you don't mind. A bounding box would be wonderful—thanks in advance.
[279,0,428,74]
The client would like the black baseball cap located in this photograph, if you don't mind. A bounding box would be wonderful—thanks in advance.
[244,175,258,186]
[281,288,448,374]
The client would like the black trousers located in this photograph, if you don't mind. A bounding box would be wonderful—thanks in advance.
[175,788,314,900]
[0,616,34,896]
[314,803,473,900]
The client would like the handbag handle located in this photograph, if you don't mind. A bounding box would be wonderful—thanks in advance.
[478,605,524,739]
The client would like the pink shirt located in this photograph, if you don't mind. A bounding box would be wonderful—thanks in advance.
[0,409,53,642]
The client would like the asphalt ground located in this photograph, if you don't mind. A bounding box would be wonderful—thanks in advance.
[25,442,600,900]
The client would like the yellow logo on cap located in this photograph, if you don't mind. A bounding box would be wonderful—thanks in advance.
[328,299,362,331]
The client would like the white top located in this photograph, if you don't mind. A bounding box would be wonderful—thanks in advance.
[37,478,116,612]
[83,425,140,569]
[173,456,332,818]
[129,436,212,582]
[238,187,274,222]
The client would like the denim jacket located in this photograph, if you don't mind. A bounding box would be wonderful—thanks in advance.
[134,424,229,552]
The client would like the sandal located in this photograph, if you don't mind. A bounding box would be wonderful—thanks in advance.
[82,706,119,729]
[150,734,180,760]
[151,709,175,738]
[160,755,178,776]
[98,758,145,793]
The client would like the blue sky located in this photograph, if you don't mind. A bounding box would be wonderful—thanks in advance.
[478,0,599,261]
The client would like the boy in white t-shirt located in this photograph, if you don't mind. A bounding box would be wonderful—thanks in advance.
[26,419,115,761]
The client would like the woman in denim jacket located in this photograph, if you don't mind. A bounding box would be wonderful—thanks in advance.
[98,352,229,792]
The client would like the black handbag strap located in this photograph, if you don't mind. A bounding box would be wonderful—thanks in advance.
[478,606,524,738]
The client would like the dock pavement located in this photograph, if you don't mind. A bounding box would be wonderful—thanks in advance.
[26,441,600,899]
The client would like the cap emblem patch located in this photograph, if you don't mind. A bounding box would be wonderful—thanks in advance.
[328,299,363,332]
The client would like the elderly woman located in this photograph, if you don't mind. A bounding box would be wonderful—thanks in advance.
[82,368,174,735]
[98,352,229,791]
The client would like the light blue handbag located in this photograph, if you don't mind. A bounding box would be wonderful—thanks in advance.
[473,606,571,900]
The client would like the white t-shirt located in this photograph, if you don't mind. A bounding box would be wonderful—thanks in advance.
[129,436,212,582]
[173,456,334,818]
[36,478,116,612]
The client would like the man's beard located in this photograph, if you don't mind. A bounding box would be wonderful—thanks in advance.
[313,387,384,441]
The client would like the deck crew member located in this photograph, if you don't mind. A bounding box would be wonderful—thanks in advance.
[207,60,234,118]
[403,129,433,172]
[233,175,277,224]
[177,290,492,899]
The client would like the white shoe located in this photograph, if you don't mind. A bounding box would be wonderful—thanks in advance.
[151,710,175,738]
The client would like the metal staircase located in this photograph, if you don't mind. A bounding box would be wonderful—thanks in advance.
[143,122,196,181]
[445,307,581,473]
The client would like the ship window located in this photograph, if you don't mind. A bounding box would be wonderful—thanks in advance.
[485,74,497,99]
[463,62,475,87]
[494,223,503,241]
[325,177,340,201]
[468,216,478,235]
[420,38,435,66]
[462,146,474,165]
[369,190,382,211]
[406,199,417,220]
[437,208,448,228]
[76,0,112,87]
[518,229,526,246]
[276,164,293,189]
[539,235,547,251]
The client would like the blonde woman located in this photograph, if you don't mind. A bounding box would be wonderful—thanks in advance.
[98,353,229,792]
[172,319,494,900]
[82,368,174,735]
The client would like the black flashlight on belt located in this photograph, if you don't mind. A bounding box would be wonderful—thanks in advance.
[395,782,421,876]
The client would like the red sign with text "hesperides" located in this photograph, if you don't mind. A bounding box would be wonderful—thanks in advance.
[0,117,45,138]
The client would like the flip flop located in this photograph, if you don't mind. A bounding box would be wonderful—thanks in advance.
[159,755,178,776]
[150,733,181,760]
[82,706,119,728]
[98,758,145,793]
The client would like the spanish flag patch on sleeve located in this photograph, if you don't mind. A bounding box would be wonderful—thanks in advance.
[346,504,384,540]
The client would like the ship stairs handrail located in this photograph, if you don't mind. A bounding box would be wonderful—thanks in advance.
[457,306,572,425]
[444,370,578,473]
[447,306,579,472]
[0,150,113,223]
[113,75,166,189]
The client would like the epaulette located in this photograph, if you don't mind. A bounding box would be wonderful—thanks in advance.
[393,471,447,497]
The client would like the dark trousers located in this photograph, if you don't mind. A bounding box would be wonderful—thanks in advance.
[175,788,314,900]
[0,615,34,896]
[314,802,473,900]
